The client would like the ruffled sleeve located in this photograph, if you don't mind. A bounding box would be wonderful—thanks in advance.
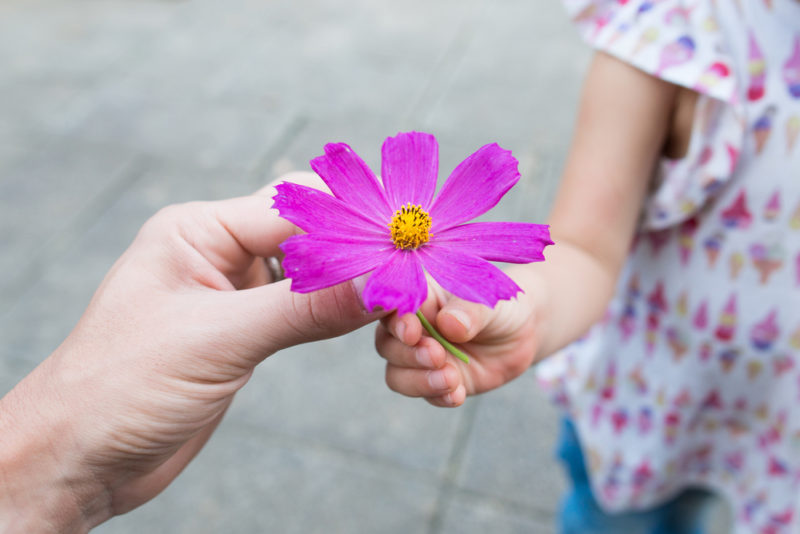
[643,94,743,229]
[561,0,746,229]
[562,0,739,102]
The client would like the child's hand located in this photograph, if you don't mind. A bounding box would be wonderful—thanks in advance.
[374,272,540,407]
[375,51,681,409]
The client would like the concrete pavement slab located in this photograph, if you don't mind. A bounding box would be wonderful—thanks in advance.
[0,0,709,532]
[454,372,566,515]
[227,331,466,476]
[0,139,137,307]
[438,493,557,534]
[419,0,591,149]
[93,419,441,534]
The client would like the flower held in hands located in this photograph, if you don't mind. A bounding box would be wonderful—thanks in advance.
[272,132,553,360]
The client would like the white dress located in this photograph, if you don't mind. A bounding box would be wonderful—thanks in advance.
[537,1,800,532]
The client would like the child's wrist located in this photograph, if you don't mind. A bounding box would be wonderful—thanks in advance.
[506,264,551,362]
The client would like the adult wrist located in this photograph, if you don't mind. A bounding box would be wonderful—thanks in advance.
[0,362,111,532]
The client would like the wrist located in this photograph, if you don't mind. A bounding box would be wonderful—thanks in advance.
[506,264,551,363]
[0,362,111,533]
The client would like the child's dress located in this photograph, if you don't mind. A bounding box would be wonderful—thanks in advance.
[537,0,800,531]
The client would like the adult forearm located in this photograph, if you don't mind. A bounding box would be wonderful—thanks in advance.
[0,362,110,533]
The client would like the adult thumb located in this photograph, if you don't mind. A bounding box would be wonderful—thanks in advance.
[221,275,384,359]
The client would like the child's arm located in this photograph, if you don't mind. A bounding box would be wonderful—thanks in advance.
[375,52,679,406]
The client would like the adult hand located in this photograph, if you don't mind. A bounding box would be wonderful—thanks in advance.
[0,173,380,533]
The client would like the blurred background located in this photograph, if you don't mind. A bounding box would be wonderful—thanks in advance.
[0,0,594,532]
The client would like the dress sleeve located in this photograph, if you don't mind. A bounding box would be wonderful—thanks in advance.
[561,0,746,229]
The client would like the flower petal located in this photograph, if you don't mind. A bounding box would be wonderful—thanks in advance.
[429,143,520,231]
[280,234,393,293]
[310,143,392,222]
[381,132,438,210]
[433,222,554,263]
[418,245,521,307]
[362,250,426,315]
[272,182,386,237]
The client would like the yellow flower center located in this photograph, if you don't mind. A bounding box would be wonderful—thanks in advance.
[389,203,432,250]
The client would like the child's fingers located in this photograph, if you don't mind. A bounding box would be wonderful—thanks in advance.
[375,325,447,369]
[384,362,461,398]
[435,298,495,344]
[377,281,441,345]
[379,311,424,346]
[426,385,467,408]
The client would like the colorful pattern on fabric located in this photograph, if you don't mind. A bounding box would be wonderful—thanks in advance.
[538,1,800,533]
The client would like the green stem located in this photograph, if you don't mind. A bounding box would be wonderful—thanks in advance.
[416,311,470,364]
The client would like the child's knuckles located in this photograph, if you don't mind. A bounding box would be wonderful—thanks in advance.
[384,366,414,396]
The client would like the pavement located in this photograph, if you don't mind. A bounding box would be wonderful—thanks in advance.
[0,0,729,532]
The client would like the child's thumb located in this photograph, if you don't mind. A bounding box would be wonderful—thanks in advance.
[435,298,493,344]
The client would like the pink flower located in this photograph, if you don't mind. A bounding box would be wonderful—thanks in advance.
[272,131,553,315]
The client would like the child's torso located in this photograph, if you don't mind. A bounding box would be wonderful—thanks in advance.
[542,1,800,531]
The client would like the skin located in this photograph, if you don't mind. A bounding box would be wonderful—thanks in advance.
[0,51,698,531]
[375,51,696,407]
[0,175,383,533]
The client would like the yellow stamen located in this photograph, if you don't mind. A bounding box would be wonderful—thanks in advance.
[389,203,432,250]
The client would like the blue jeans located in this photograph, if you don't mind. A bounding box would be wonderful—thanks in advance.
[557,419,714,534]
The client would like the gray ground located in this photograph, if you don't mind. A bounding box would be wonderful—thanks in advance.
[0,0,729,532]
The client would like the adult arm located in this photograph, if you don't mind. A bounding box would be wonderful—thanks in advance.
[0,175,379,532]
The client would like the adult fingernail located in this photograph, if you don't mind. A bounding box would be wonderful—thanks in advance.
[351,274,369,307]
[446,309,471,333]
[396,320,406,343]
[416,347,433,367]
[427,370,448,390]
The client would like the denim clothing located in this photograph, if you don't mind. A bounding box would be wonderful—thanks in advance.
[557,419,715,534]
